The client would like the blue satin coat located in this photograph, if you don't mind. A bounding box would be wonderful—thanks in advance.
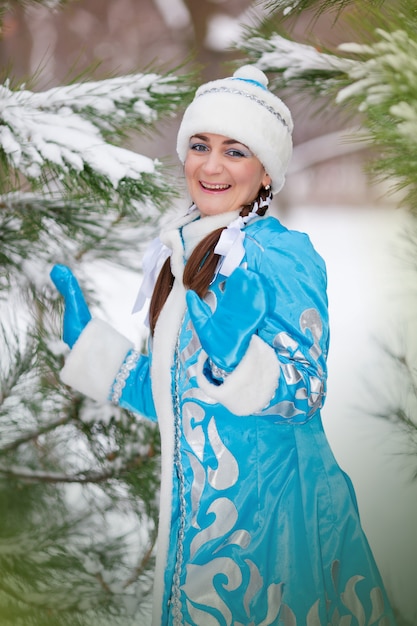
[102,212,396,625]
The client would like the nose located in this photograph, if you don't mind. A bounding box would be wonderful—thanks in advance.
[201,149,223,175]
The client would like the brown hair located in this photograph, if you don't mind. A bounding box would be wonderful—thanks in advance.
[148,187,270,335]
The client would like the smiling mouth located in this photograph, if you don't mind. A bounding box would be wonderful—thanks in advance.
[200,181,231,191]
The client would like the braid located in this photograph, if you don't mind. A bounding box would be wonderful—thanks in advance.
[149,257,175,335]
[149,185,272,334]
[183,228,223,297]
[240,185,271,218]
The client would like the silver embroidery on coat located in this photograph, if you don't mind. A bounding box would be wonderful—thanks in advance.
[300,308,323,362]
[110,349,141,404]
[270,308,326,418]
[170,333,186,624]
[207,417,239,490]
[189,498,238,557]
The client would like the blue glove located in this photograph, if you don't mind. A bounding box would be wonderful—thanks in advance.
[50,264,92,348]
[186,267,269,375]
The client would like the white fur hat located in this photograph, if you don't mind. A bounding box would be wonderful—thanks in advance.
[176,65,293,193]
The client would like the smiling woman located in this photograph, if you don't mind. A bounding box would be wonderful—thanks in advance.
[50,65,397,626]
[184,133,271,217]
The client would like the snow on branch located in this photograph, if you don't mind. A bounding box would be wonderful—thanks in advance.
[0,415,73,453]
[0,458,156,483]
[243,21,417,131]
[246,33,354,80]
[337,29,417,111]
[0,464,117,483]
[0,104,155,183]
[242,6,417,210]
[263,0,383,19]
[9,71,190,131]
[0,71,190,203]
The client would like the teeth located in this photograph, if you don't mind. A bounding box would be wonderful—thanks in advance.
[201,182,230,190]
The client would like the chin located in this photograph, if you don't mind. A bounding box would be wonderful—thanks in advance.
[200,207,232,217]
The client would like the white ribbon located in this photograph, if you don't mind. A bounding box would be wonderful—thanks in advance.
[214,211,259,277]
[132,236,172,315]
[214,186,273,277]
[132,206,197,319]
[131,193,271,317]
[214,217,246,277]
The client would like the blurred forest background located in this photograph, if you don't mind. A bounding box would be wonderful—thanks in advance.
[0,0,386,205]
[0,0,416,624]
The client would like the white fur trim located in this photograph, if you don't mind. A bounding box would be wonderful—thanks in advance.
[196,335,280,416]
[150,211,243,623]
[159,210,240,261]
[159,228,184,278]
[181,210,240,259]
[60,319,133,403]
[149,231,187,625]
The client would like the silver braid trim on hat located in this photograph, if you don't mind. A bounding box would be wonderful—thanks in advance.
[197,86,291,131]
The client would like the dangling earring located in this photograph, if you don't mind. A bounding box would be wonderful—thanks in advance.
[264,184,271,191]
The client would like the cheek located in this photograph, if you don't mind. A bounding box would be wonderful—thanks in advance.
[183,157,191,176]
[184,156,198,183]
[183,164,193,190]
[238,165,264,192]
[242,161,263,181]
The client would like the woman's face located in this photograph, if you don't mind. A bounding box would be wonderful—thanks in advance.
[184,133,271,217]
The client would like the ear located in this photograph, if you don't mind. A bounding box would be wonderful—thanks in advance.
[262,172,272,188]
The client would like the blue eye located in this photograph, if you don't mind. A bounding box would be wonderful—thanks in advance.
[189,142,208,152]
[226,148,247,158]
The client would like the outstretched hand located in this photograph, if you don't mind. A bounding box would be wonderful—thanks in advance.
[50,264,92,348]
[186,267,269,375]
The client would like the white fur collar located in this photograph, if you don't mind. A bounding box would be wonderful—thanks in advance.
[181,209,240,260]
[159,208,241,265]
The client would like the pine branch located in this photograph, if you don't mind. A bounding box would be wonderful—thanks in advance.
[334,23,417,210]
[0,325,36,405]
[0,190,165,292]
[0,415,72,453]
[240,31,354,96]
[0,443,157,483]
[0,464,117,483]
[242,2,417,211]
[263,0,385,20]
[0,70,192,205]
[122,540,156,589]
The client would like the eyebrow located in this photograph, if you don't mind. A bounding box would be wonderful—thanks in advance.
[191,134,248,148]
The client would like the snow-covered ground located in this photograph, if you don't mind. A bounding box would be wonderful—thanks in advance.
[93,200,417,622]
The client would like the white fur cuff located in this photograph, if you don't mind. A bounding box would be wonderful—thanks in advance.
[60,318,134,403]
[196,335,279,416]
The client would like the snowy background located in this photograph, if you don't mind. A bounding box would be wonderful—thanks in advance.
[1,0,416,622]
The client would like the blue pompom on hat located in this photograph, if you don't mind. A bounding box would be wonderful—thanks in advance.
[176,65,293,193]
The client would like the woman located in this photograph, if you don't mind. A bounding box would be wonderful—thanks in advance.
[51,66,396,625]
